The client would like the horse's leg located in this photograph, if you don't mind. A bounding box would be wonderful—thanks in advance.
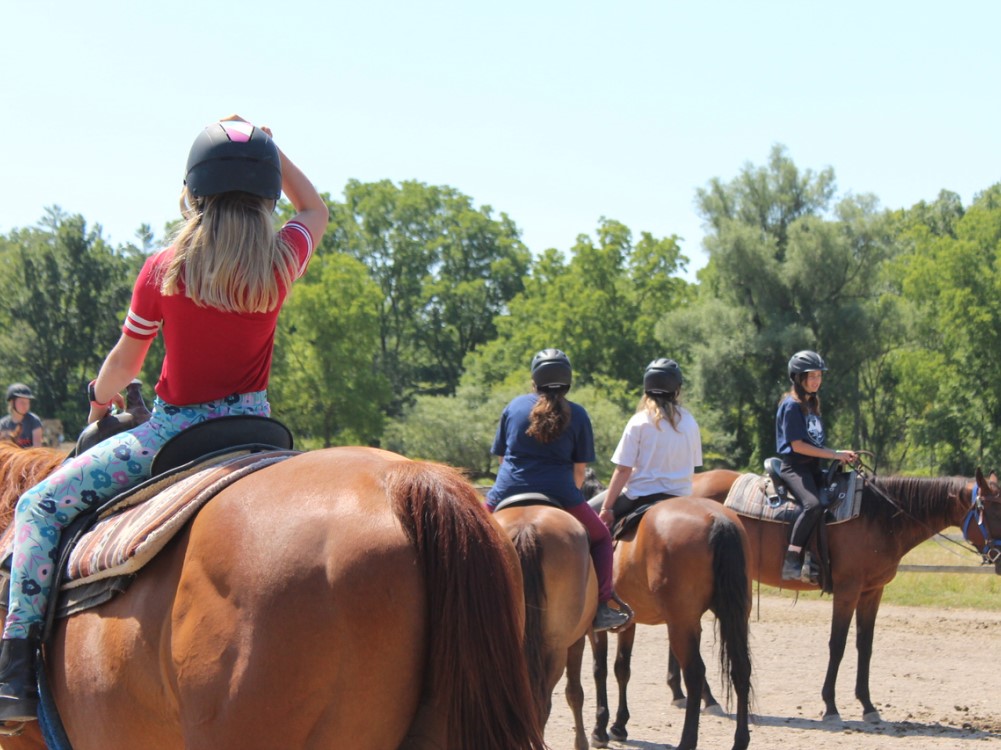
[666,648,686,707]
[667,636,722,714]
[821,593,859,722]
[854,587,884,723]
[564,636,589,750]
[589,629,611,748]
[669,624,706,750]
[609,623,636,741]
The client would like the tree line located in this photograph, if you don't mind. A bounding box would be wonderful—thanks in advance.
[2,145,999,479]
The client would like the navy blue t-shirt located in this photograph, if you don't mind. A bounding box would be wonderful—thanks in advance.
[487,392,596,508]
[775,395,825,466]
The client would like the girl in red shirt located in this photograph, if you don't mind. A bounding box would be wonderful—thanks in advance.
[0,116,328,722]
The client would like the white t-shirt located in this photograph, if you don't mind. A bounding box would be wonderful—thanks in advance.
[610,406,703,498]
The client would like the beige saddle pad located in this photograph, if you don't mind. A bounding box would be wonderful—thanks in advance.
[0,450,297,592]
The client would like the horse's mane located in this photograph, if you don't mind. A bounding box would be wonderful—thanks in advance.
[862,475,966,530]
[0,442,66,533]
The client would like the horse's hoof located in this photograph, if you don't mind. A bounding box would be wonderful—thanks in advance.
[822,712,842,723]
[610,726,628,741]
[703,703,726,717]
[863,710,882,724]
[590,733,609,748]
[672,697,687,708]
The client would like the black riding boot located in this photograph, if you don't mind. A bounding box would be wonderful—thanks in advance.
[781,550,802,581]
[0,637,40,722]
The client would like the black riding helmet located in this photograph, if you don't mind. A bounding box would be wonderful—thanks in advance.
[787,350,827,381]
[531,349,573,391]
[184,121,282,200]
[644,358,683,395]
[6,383,32,402]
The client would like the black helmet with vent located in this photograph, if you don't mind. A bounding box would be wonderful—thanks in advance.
[184,121,282,200]
[787,350,827,381]
[644,358,683,395]
[530,349,572,391]
[6,383,33,401]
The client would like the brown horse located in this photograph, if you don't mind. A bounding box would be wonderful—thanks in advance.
[691,467,1001,723]
[0,441,546,750]
[583,496,753,750]
[493,505,598,750]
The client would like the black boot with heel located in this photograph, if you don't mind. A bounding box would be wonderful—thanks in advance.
[0,636,40,723]
[781,550,802,581]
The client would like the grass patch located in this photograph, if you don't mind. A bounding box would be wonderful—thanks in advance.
[756,528,1001,611]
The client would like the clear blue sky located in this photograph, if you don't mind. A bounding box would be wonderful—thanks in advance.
[3,1,998,280]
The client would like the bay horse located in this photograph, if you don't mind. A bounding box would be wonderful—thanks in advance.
[585,496,753,750]
[690,467,1001,723]
[0,441,546,750]
[493,505,598,750]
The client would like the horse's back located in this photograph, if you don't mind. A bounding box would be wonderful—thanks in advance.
[618,495,745,624]
[691,469,742,503]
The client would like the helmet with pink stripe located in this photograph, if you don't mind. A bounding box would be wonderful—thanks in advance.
[184,121,282,200]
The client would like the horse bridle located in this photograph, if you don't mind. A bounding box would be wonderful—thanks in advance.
[961,482,1001,571]
[856,456,1001,572]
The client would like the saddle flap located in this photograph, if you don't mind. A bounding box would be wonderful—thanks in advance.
[150,416,293,476]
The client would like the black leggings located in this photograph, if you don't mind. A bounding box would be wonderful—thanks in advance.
[780,461,823,549]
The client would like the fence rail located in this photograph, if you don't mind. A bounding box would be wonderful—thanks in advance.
[897,564,994,575]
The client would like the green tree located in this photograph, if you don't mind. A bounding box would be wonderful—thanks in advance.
[888,184,1001,472]
[666,147,895,469]
[321,180,531,413]
[0,208,138,435]
[463,218,691,396]
[270,252,390,447]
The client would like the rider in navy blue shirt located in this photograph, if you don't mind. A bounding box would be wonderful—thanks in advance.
[488,349,631,632]
[489,392,594,506]
[777,351,857,581]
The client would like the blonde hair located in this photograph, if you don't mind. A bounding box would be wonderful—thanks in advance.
[161,190,297,313]
[642,391,682,432]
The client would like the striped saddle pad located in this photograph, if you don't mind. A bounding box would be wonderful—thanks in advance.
[0,450,297,603]
[723,471,863,525]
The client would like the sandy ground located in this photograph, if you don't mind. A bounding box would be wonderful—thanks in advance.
[543,595,1001,750]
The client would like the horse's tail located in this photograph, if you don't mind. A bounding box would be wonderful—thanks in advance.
[386,461,546,750]
[708,514,753,709]
[510,523,549,714]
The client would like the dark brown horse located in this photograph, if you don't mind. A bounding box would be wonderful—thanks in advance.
[583,496,753,750]
[493,505,598,750]
[691,467,1001,723]
[0,442,546,750]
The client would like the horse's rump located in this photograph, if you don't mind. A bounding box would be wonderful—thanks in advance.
[5,446,545,750]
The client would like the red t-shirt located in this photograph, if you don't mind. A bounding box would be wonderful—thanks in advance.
[123,221,314,405]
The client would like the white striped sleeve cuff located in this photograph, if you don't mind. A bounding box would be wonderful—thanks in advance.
[124,308,161,338]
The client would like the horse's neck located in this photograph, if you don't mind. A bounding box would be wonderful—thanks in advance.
[874,476,967,550]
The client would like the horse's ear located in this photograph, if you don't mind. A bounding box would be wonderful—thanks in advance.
[975,468,994,494]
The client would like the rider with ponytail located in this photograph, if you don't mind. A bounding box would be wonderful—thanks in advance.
[487,349,632,632]
[594,358,702,523]
[776,350,857,581]
[0,116,328,722]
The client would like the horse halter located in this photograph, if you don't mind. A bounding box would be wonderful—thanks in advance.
[961,482,1001,572]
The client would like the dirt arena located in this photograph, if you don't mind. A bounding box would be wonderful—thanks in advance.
[543,594,1001,749]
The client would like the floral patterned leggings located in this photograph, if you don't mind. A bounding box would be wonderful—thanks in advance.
[3,391,270,639]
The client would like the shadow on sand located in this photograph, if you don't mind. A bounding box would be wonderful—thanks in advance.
[748,713,1001,741]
